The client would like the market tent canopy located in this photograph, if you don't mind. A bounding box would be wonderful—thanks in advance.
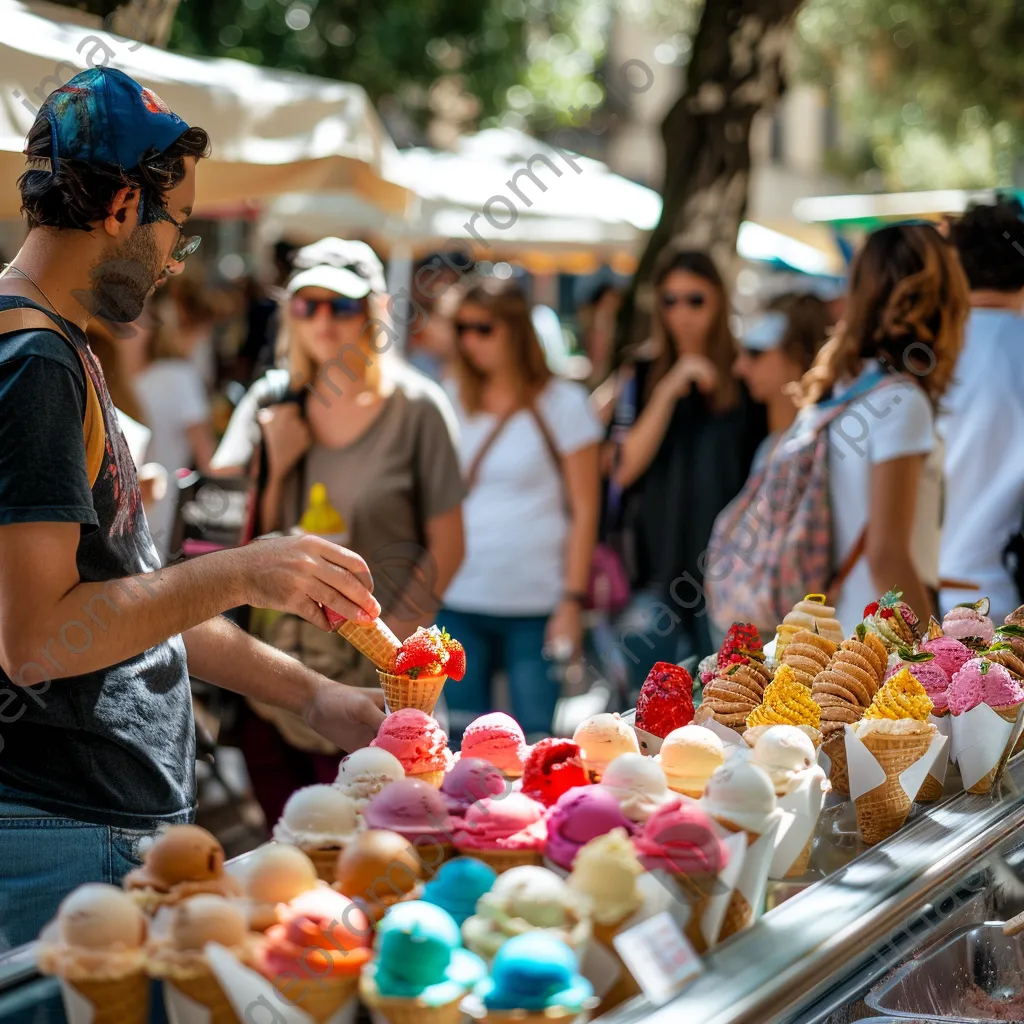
[792,189,1020,229]
[259,128,663,273]
[0,0,410,218]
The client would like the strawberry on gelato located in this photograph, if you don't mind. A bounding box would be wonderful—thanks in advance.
[371,708,453,775]
[942,605,995,645]
[921,637,972,679]
[635,662,694,738]
[459,713,530,777]
[520,738,589,808]
[947,657,1024,715]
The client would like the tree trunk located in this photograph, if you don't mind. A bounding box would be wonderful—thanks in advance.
[107,0,182,47]
[617,0,807,357]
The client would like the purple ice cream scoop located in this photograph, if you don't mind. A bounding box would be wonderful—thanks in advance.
[363,778,454,845]
[441,757,507,816]
[544,785,637,871]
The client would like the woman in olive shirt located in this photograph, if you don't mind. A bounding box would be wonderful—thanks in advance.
[213,238,464,821]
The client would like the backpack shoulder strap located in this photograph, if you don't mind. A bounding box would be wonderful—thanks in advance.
[0,307,105,488]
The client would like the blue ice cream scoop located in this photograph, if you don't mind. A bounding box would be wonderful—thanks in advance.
[421,856,498,925]
[476,932,595,1012]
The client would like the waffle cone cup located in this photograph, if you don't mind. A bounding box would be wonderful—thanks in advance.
[280,976,358,1023]
[457,847,543,874]
[590,913,633,949]
[377,670,447,714]
[965,704,1021,795]
[916,773,944,803]
[717,890,753,941]
[854,728,934,845]
[785,832,815,878]
[304,845,343,884]
[168,970,240,1024]
[66,972,149,1024]
[407,768,447,788]
[475,1008,581,1024]
[673,872,718,955]
[335,618,401,671]
[823,733,850,796]
[360,975,466,1024]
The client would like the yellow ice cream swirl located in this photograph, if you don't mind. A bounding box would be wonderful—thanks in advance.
[747,665,821,729]
[862,667,933,721]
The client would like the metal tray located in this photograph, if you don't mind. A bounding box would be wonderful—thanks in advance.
[867,922,1024,1022]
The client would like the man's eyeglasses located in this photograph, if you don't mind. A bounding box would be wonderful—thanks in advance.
[151,205,201,263]
[660,292,707,309]
[455,320,496,337]
[290,295,365,320]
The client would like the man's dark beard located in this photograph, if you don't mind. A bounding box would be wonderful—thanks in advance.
[83,226,163,323]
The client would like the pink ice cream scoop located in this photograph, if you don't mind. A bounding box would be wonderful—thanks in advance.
[371,708,453,775]
[458,713,530,777]
[362,778,455,844]
[544,786,637,871]
[453,793,547,852]
[441,757,507,816]
[921,637,972,679]
[633,797,729,877]
[885,659,951,713]
[942,607,995,645]
[947,657,1024,715]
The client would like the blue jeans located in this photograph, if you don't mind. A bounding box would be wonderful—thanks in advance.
[437,609,554,741]
[0,797,189,952]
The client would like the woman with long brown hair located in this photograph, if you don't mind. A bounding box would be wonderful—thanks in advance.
[439,276,602,741]
[795,222,969,632]
[599,248,766,670]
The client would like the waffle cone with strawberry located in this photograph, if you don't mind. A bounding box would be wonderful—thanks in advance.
[700,627,772,733]
[379,626,466,715]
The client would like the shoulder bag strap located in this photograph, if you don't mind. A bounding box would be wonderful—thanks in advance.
[465,410,516,492]
[526,402,572,515]
[0,306,105,488]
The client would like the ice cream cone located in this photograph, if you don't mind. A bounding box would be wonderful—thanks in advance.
[822,733,849,796]
[673,872,719,955]
[916,774,944,803]
[335,618,401,671]
[168,970,240,1024]
[360,979,465,1024]
[303,846,343,884]
[785,833,815,878]
[590,912,633,950]
[717,889,753,941]
[407,768,447,788]
[66,973,149,1024]
[468,848,543,874]
[477,1010,580,1024]
[377,669,448,714]
[854,729,935,845]
[965,704,1022,795]
[277,977,357,1023]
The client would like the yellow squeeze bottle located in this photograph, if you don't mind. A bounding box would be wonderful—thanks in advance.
[299,483,346,535]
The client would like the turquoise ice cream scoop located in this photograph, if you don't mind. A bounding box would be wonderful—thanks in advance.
[421,856,498,926]
[476,932,594,1012]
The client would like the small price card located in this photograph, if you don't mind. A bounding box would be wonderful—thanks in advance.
[612,910,703,1005]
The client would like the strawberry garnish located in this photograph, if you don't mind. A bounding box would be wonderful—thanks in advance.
[717,623,763,670]
[442,633,466,681]
[636,661,694,738]
[863,601,880,618]
[394,626,448,679]
[881,608,894,619]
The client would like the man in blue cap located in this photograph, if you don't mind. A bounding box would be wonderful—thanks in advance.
[0,68,386,948]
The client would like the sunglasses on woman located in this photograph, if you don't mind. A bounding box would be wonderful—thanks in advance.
[660,292,707,309]
[289,296,365,320]
[455,320,496,337]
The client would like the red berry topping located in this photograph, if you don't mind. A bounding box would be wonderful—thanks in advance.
[394,626,448,678]
[441,635,466,681]
[521,738,589,807]
[635,661,694,738]
[863,601,880,618]
[717,622,763,671]
[880,608,894,619]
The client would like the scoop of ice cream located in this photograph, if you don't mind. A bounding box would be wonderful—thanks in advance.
[567,828,643,925]
[335,747,405,805]
[572,713,640,780]
[334,829,424,906]
[273,784,361,847]
[634,798,729,876]
[371,708,453,775]
[243,844,319,907]
[699,761,779,836]
[258,888,371,980]
[921,636,972,679]
[441,757,507,816]
[656,724,726,797]
[462,866,591,961]
[460,713,530,776]
[520,738,590,808]
[171,895,247,952]
[747,665,821,730]
[948,657,1024,714]
[123,825,236,895]
[368,901,485,1003]
[748,725,817,793]
[478,933,594,1013]
[421,858,497,926]
[454,793,547,852]
[862,668,933,721]
[363,778,454,846]
[634,662,694,739]
[942,604,995,645]
[545,786,637,871]
[57,884,147,950]
[600,752,673,823]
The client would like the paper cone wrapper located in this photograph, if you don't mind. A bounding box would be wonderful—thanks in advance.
[166,970,241,1024]
[822,733,849,796]
[462,847,543,874]
[846,724,947,846]
[916,714,952,802]
[335,619,401,671]
[632,726,664,756]
[670,830,746,953]
[951,702,1024,794]
[205,943,357,1024]
[59,973,149,1024]
[716,816,780,930]
[304,846,342,884]
[377,671,447,715]
[769,768,827,880]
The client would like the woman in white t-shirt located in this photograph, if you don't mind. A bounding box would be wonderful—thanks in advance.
[440,277,602,739]
[795,223,970,634]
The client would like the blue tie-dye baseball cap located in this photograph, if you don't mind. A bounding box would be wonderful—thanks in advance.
[29,67,190,175]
